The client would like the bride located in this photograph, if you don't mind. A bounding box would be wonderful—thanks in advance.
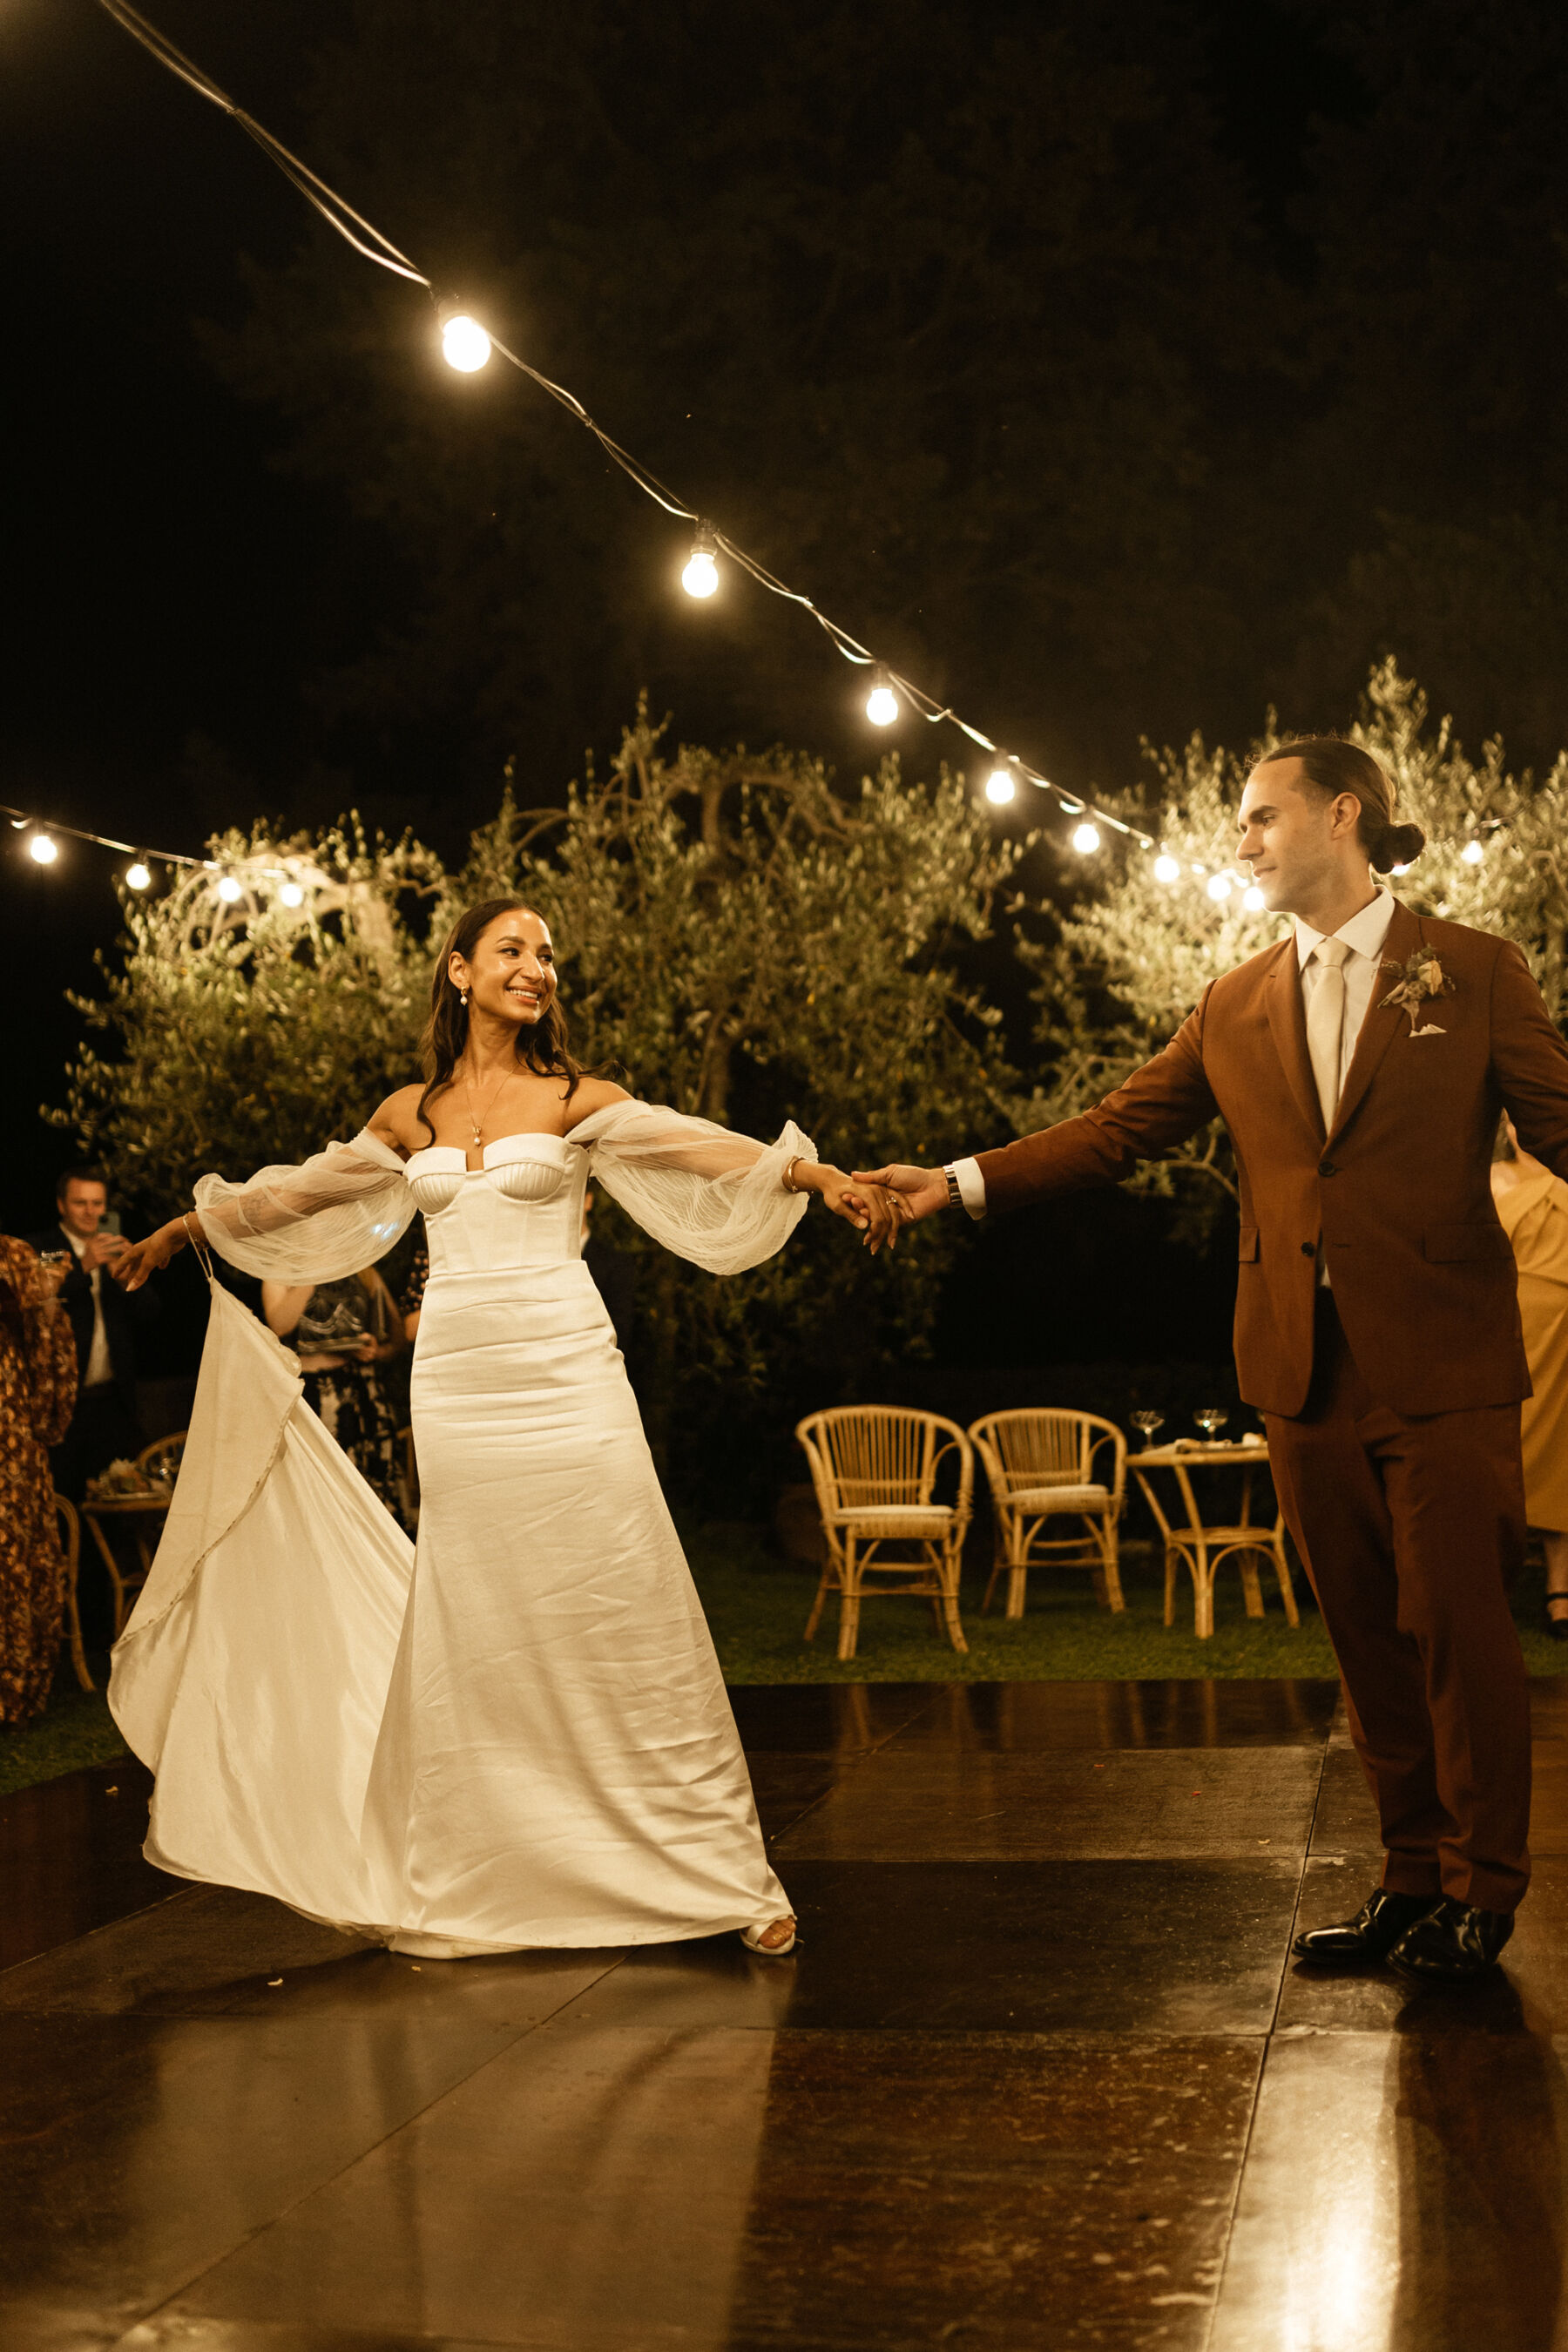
[112,898,900,1960]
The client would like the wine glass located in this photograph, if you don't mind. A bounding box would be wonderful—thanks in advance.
[1194,1407,1229,1443]
[1130,1409,1164,1450]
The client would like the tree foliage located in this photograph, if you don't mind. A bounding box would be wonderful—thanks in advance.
[52,720,1023,1486]
[465,714,1024,1465]
[51,823,451,1206]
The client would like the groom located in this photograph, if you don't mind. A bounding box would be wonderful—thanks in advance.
[862,738,1568,1980]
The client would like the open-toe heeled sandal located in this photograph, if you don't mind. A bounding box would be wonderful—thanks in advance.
[740,1921,801,1957]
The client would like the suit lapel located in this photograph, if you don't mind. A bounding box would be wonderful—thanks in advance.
[1328,898,1419,1145]
[1263,936,1326,1145]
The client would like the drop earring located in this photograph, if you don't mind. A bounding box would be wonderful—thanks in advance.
[459,989,469,1008]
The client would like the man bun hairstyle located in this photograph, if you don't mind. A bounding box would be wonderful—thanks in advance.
[1267,736,1427,872]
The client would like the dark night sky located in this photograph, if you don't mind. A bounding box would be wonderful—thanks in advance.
[2,0,1562,1253]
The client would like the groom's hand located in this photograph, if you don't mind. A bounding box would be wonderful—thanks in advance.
[851,1164,949,1222]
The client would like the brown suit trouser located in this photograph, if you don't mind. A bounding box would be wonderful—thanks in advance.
[1265,1292,1532,1913]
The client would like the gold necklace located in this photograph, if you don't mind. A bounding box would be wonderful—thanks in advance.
[462,1062,511,1149]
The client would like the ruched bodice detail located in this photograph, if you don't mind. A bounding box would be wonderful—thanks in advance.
[404,1133,588,1275]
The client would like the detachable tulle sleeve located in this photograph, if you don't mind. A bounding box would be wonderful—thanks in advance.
[192,1129,415,1284]
[569,1100,815,1275]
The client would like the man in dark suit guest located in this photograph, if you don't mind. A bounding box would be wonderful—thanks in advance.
[25,1164,159,1499]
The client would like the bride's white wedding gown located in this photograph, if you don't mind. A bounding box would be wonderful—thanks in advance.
[109,1103,806,1956]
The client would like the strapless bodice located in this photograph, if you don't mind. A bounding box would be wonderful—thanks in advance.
[405,1133,590,1274]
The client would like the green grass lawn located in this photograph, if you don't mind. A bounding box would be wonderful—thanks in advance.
[5,1534,1565,1798]
[687,1526,1568,1686]
[0,1665,128,1796]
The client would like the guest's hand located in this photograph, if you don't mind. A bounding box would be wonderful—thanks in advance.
[35,1254,72,1301]
[851,1163,950,1222]
[113,1218,190,1292]
[80,1233,130,1275]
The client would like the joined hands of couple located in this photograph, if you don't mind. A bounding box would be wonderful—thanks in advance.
[829,1162,949,1254]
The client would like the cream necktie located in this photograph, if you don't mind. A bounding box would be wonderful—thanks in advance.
[1306,936,1352,1132]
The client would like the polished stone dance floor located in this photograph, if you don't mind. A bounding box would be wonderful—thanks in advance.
[5,1676,1568,2350]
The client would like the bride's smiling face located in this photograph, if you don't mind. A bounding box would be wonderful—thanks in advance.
[449,908,558,1030]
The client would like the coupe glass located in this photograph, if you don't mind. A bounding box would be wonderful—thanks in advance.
[1130,1409,1164,1450]
[1194,1407,1229,1442]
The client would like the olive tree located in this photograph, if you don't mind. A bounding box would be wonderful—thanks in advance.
[464,713,1025,1474]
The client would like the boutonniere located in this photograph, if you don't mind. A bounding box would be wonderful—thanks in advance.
[1379,949,1455,1037]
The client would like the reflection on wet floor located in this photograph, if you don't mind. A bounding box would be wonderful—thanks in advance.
[3,1676,1568,2350]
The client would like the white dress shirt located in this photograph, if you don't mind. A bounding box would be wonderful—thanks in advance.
[949,888,1398,1220]
[63,1223,114,1388]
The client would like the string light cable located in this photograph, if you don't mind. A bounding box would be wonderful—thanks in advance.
[4,801,206,878]
[83,0,1210,873]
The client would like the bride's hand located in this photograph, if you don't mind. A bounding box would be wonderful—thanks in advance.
[816,1170,908,1254]
[113,1219,188,1292]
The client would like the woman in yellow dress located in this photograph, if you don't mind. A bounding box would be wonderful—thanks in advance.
[1492,1117,1568,1636]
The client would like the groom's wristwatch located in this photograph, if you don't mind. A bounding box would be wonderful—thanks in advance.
[943,1165,963,1210]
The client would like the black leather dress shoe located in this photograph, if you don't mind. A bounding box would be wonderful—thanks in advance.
[1387,1898,1514,1980]
[1292,1888,1439,1965]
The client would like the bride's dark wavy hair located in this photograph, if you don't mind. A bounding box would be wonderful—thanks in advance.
[415,899,587,1141]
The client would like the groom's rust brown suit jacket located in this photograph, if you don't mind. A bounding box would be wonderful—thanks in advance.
[975,900,1568,1416]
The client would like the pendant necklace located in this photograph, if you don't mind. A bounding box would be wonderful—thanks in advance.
[463,1062,510,1149]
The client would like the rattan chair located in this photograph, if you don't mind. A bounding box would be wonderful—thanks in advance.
[795,1406,974,1662]
[968,1409,1127,1619]
[137,1431,187,1485]
[54,1493,93,1693]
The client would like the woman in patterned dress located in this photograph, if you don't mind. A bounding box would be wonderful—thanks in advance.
[0,1239,78,1724]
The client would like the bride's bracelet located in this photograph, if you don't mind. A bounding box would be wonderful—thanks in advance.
[781,1154,808,1196]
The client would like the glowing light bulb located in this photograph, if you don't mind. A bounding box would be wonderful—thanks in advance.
[985,760,1017,806]
[1461,839,1484,866]
[125,860,151,891]
[216,875,243,903]
[681,521,719,598]
[1243,883,1266,912]
[1071,821,1101,855]
[28,831,57,864]
[1206,874,1232,903]
[865,666,899,727]
[278,881,306,909]
[440,310,491,373]
[1153,854,1181,884]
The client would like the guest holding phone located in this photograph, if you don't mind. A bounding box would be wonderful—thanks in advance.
[24,1165,159,1501]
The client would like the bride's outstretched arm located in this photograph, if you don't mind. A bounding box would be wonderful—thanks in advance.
[568,1093,903,1272]
[115,1121,415,1291]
